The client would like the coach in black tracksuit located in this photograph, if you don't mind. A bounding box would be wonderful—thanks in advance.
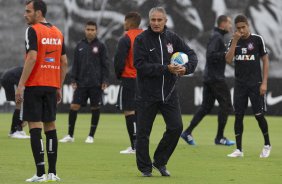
[181,15,234,146]
[134,7,198,177]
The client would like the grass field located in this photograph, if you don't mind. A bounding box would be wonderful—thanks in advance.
[0,113,281,184]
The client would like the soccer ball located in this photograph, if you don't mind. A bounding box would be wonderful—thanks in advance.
[170,52,189,66]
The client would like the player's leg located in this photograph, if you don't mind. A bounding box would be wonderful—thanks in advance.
[136,100,158,176]
[181,83,215,145]
[2,82,20,135]
[153,98,183,176]
[249,85,271,157]
[227,83,247,157]
[59,88,83,142]
[23,87,46,181]
[213,81,234,145]
[119,80,137,153]
[86,87,103,143]
[120,110,136,153]
[43,89,60,181]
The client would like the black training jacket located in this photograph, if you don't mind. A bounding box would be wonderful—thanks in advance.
[204,27,228,82]
[71,38,109,87]
[134,26,198,102]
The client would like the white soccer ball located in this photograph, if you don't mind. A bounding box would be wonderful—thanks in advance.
[170,52,189,66]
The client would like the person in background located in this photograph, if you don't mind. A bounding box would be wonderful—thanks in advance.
[225,15,271,158]
[1,66,30,139]
[59,21,109,144]
[114,12,143,154]
[181,15,235,146]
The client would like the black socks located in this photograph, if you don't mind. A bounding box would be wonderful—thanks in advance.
[45,130,58,175]
[89,109,100,137]
[255,114,270,146]
[30,128,45,176]
[68,110,78,137]
[125,114,137,149]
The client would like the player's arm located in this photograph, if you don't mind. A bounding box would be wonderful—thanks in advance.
[100,43,110,90]
[114,35,130,79]
[16,27,37,103]
[56,39,68,104]
[260,54,269,95]
[71,44,80,87]
[225,31,241,64]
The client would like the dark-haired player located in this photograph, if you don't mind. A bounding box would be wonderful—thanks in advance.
[16,0,68,182]
[59,21,109,144]
[225,15,271,158]
[114,12,143,154]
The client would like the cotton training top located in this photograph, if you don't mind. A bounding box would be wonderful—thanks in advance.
[228,34,267,86]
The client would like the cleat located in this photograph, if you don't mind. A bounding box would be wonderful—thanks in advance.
[47,173,61,181]
[260,145,271,158]
[215,137,235,146]
[227,149,244,158]
[120,147,136,154]
[59,135,74,143]
[10,131,30,139]
[152,163,170,176]
[141,171,152,177]
[180,132,195,145]
[25,174,47,182]
[85,136,94,143]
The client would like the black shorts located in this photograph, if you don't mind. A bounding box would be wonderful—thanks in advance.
[72,86,102,107]
[234,82,266,115]
[116,78,136,111]
[23,86,57,122]
[1,81,16,101]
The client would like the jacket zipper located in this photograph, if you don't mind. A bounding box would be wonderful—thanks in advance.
[158,35,165,102]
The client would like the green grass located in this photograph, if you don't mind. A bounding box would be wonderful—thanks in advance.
[0,113,281,184]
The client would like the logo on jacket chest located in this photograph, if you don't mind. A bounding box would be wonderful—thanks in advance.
[92,46,99,54]
[167,43,173,54]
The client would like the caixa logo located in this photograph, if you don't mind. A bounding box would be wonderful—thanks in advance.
[44,57,55,62]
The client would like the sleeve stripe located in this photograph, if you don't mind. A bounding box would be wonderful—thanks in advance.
[252,33,267,53]
[25,27,30,50]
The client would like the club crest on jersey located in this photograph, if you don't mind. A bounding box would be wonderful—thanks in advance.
[248,43,254,50]
[92,46,98,53]
[167,43,173,54]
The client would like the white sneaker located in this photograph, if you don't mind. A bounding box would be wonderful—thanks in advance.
[59,135,74,143]
[85,136,94,143]
[227,149,244,158]
[260,145,271,158]
[25,174,47,182]
[47,173,61,181]
[10,131,30,139]
[120,147,136,154]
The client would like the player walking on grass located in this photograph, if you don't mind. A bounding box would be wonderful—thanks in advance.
[225,15,271,158]
[16,0,68,182]
[59,21,109,144]
[134,7,198,177]
[114,12,143,154]
[181,15,234,146]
